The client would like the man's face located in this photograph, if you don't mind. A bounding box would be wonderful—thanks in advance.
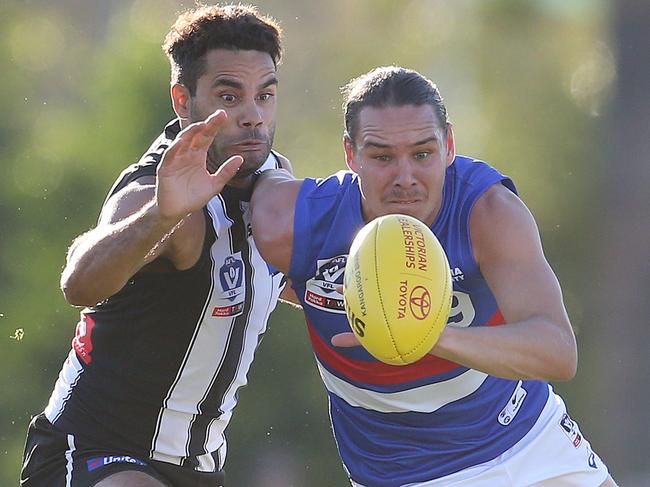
[187,49,277,184]
[345,104,455,226]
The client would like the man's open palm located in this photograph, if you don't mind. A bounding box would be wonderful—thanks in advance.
[156,110,244,222]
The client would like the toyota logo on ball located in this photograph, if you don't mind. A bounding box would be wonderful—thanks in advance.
[409,286,431,320]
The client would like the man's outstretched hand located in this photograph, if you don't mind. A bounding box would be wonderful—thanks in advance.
[156,110,244,223]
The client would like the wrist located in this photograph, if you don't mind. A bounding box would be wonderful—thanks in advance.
[147,200,186,231]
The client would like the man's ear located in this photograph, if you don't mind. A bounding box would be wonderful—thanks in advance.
[445,123,456,167]
[344,136,359,172]
[171,83,191,121]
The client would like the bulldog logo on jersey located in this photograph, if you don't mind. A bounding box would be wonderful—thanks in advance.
[305,255,347,313]
[212,253,245,317]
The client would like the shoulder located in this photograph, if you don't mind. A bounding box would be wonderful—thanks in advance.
[300,170,357,200]
[470,183,540,265]
[451,155,517,194]
[106,120,180,199]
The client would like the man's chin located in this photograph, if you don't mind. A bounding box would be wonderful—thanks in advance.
[231,165,259,180]
[207,147,271,177]
[237,152,271,177]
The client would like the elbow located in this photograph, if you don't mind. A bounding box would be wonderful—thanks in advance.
[549,347,578,382]
[60,270,100,307]
[545,320,578,382]
[551,360,577,382]
[61,282,93,308]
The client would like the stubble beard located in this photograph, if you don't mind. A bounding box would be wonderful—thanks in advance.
[206,125,276,183]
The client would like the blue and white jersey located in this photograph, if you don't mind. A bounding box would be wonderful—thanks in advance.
[289,156,551,487]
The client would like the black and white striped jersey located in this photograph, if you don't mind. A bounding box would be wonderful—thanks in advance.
[44,120,284,472]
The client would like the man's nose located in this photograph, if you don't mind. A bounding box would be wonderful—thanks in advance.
[239,99,263,128]
[393,157,417,187]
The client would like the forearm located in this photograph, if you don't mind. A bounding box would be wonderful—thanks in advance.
[432,316,577,381]
[61,200,181,306]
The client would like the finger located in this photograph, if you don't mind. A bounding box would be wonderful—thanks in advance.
[331,332,361,348]
[209,155,245,189]
[188,110,227,150]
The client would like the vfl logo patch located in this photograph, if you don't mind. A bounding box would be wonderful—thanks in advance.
[213,253,245,317]
[498,381,527,425]
[559,413,583,448]
[304,255,347,313]
[86,455,147,472]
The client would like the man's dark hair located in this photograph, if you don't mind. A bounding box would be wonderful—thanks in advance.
[342,66,449,143]
[163,4,282,95]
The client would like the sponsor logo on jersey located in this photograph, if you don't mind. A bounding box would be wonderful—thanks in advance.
[72,314,96,365]
[213,253,245,317]
[304,255,347,313]
[86,455,147,472]
[559,413,582,447]
[498,381,527,425]
[451,267,465,282]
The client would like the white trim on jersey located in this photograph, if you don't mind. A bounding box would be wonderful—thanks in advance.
[65,433,76,487]
[351,390,610,487]
[317,360,488,413]
[201,212,285,458]
[151,198,238,462]
[150,153,283,464]
[45,350,85,424]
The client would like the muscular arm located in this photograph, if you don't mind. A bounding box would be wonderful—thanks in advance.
[61,110,244,307]
[431,184,577,381]
[60,179,203,307]
[250,169,303,274]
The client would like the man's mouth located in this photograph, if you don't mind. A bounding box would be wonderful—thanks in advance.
[234,140,266,151]
[388,199,420,205]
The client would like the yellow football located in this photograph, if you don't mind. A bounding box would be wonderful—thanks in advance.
[343,214,452,365]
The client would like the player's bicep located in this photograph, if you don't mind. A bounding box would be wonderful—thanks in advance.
[471,185,570,327]
[251,170,302,273]
[98,176,156,225]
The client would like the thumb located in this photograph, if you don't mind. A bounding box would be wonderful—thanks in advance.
[210,155,245,190]
[331,332,361,348]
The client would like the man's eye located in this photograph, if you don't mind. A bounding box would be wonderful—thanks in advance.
[220,94,236,103]
[374,155,391,161]
[415,152,430,160]
[259,93,274,101]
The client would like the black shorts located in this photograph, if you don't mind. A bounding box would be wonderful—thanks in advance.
[21,414,226,487]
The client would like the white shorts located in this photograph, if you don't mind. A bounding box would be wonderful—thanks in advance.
[351,391,609,487]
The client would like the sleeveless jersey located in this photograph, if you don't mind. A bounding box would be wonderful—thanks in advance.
[44,120,284,472]
[289,156,551,487]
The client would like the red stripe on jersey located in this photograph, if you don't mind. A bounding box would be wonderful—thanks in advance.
[307,320,459,385]
[485,309,505,326]
[307,309,505,385]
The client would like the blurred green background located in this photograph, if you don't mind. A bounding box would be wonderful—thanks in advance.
[1,0,648,486]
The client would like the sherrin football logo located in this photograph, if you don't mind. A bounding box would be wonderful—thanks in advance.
[343,214,452,365]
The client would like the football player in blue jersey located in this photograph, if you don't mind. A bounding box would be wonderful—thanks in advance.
[249,66,617,486]
[21,5,291,487]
